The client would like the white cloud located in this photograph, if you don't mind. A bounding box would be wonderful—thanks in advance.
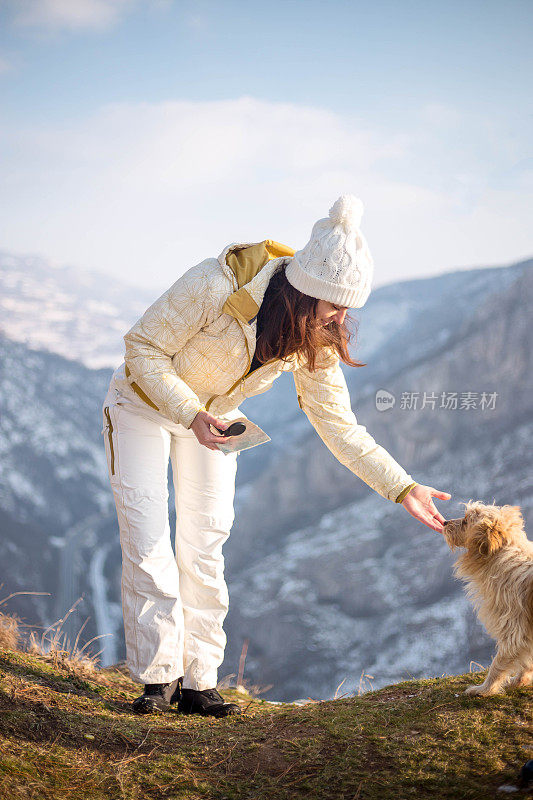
[0,96,530,291]
[10,0,135,32]
[8,0,175,32]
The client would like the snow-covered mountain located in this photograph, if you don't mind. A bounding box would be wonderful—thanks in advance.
[0,334,117,650]
[221,260,533,699]
[0,250,531,701]
[0,249,156,369]
[229,257,532,571]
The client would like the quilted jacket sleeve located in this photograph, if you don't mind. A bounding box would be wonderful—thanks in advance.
[293,347,418,503]
[123,260,219,430]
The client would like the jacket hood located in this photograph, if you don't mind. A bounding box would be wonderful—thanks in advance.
[217,240,295,286]
[217,240,295,324]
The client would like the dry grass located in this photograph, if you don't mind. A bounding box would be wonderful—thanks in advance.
[0,588,107,680]
[0,605,531,800]
[0,611,20,650]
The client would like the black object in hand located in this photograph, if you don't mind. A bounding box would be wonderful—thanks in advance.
[213,422,246,437]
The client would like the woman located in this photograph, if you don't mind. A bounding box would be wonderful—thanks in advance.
[101,194,450,718]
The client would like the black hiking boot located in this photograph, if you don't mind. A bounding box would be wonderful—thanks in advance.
[177,686,241,718]
[131,676,183,714]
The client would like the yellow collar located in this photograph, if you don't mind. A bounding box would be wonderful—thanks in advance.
[221,240,295,323]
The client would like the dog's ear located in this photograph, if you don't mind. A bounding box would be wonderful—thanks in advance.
[498,505,525,537]
[469,521,505,556]
[467,503,525,555]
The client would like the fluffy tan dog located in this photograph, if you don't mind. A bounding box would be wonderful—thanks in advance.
[443,501,533,696]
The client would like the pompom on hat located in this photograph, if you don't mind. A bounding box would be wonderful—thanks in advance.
[285,194,374,308]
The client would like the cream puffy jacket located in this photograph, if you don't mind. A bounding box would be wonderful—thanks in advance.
[122,240,418,504]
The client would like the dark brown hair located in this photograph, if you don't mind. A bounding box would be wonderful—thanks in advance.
[253,260,366,372]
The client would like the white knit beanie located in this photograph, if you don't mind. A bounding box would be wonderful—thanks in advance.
[285,194,374,308]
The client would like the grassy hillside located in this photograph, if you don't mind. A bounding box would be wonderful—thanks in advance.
[0,615,531,799]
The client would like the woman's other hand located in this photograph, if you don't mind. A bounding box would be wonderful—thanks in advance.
[400,484,451,533]
[190,410,232,451]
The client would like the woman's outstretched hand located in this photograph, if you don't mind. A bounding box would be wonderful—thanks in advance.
[190,410,232,451]
[400,484,451,533]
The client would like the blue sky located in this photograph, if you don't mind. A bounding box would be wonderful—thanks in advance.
[1,0,531,290]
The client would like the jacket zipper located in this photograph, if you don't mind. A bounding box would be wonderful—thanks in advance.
[205,315,276,412]
[203,317,280,413]
[104,406,115,475]
[205,355,281,412]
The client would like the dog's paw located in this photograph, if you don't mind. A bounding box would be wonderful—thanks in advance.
[464,684,485,696]
[465,683,501,697]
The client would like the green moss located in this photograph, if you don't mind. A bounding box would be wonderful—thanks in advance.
[0,646,531,799]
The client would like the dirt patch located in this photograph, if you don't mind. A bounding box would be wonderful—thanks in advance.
[203,718,326,781]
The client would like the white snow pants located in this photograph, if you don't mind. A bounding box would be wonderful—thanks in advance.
[101,366,239,690]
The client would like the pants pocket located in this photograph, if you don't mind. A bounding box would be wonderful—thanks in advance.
[102,405,116,476]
